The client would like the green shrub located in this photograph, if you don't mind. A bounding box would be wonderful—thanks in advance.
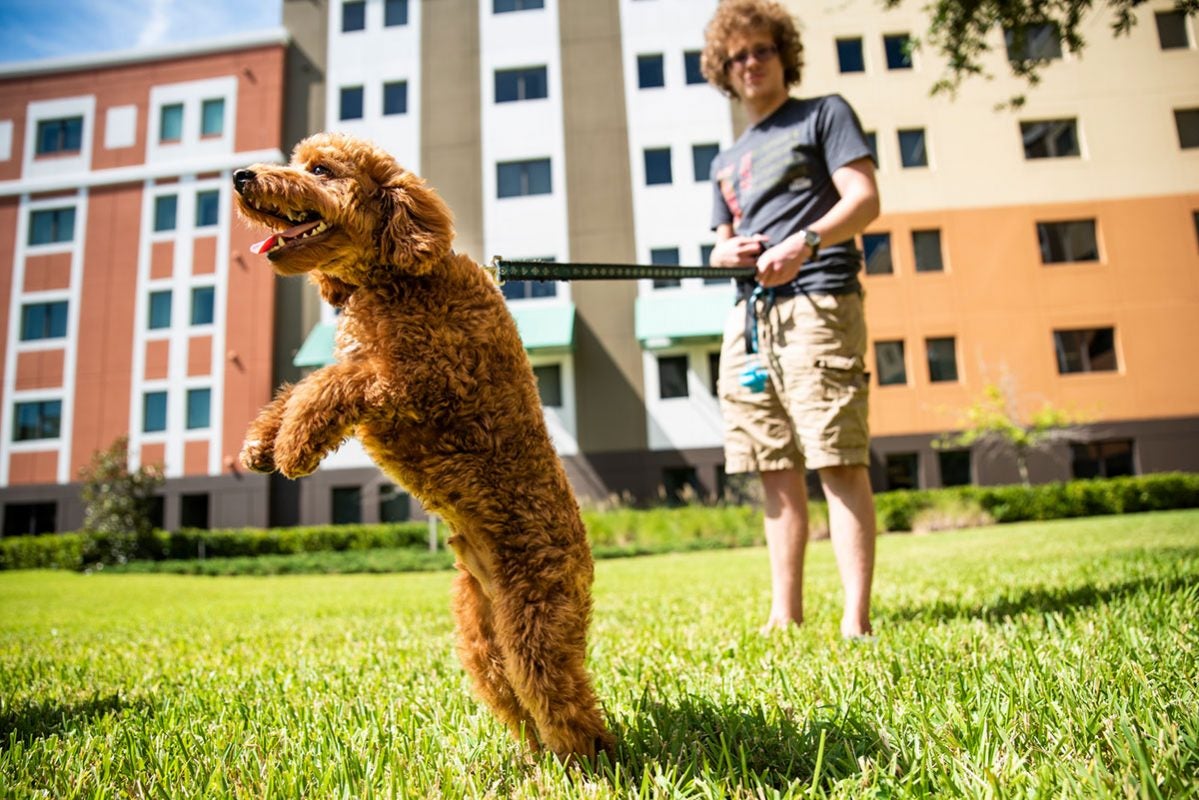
[0,532,88,570]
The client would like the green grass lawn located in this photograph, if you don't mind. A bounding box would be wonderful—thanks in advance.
[2,510,1197,798]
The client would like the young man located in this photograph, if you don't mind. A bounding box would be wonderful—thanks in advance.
[702,0,881,637]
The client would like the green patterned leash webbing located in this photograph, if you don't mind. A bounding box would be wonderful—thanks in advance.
[486,256,756,284]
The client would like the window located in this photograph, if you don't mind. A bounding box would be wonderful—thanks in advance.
[191,286,215,326]
[862,232,893,275]
[926,336,958,382]
[1037,220,1098,263]
[340,86,364,121]
[875,340,906,385]
[148,291,172,330]
[1175,108,1199,149]
[1004,24,1063,62]
[1071,439,1134,479]
[494,0,544,11]
[1021,119,1080,158]
[885,452,919,491]
[684,51,705,84]
[195,190,219,227]
[143,391,167,433]
[1054,327,1116,374]
[36,116,83,155]
[385,0,409,26]
[864,131,878,163]
[883,34,913,69]
[1156,11,1190,49]
[160,104,183,142]
[497,158,552,198]
[384,81,409,115]
[837,38,865,73]
[651,247,681,289]
[20,301,68,341]
[708,351,721,396]
[14,400,61,441]
[898,128,927,167]
[379,484,410,522]
[186,388,211,429]
[200,99,224,137]
[342,0,365,31]
[662,466,702,505]
[2,502,57,537]
[495,66,548,102]
[912,229,944,272]
[644,147,672,185]
[154,195,177,232]
[938,450,972,487]
[658,355,689,399]
[637,54,665,88]
[533,364,562,407]
[332,486,362,524]
[28,207,75,245]
[692,143,719,182]
[180,493,210,529]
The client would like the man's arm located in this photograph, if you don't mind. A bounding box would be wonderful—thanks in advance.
[710,223,770,267]
[755,156,881,288]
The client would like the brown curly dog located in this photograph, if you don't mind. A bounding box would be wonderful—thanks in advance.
[231,133,613,762]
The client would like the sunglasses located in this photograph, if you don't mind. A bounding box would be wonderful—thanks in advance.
[724,43,779,72]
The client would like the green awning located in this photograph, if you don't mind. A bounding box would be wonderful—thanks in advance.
[292,303,575,368]
[509,302,575,352]
[293,322,336,367]
[635,289,736,348]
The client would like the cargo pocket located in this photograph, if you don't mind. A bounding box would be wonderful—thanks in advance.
[814,354,867,402]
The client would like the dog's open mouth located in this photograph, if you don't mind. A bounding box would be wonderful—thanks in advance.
[248,215,331,256]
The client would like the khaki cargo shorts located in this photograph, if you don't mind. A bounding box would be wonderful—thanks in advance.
[718,290,870,474]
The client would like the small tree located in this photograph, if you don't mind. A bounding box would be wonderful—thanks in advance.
[79,437,164,563]
[935,379,1083,486]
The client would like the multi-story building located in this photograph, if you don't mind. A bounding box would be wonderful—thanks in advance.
[0,32,289,535]
[2,0,1196,533]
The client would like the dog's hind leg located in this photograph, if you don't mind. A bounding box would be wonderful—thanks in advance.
[450,569,540,751]
[491,572,615,763]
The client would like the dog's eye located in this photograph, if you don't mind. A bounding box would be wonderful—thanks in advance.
[310,164,333,178]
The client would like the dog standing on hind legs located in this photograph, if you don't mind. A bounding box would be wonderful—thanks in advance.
[232,132,613,761]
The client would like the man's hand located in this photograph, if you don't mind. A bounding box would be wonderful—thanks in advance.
[756,235,811,288]
[710,234,770,267]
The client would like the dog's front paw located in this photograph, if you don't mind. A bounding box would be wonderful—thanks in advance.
[240,439,276,474]
[272,446,322,479]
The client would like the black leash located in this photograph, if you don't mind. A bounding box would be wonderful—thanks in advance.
[488,257,756,283]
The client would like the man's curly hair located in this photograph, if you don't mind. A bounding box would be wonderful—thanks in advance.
[701,0,804,99]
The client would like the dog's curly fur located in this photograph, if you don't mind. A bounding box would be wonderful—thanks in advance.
[233,133,613,761]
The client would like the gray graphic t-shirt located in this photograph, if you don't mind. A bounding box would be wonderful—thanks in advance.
[710,94,875,294]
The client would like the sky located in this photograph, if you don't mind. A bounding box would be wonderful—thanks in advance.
[0,0,283,65]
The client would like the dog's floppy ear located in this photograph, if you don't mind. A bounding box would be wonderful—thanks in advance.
[311,273,356,308]
[377,178,454,275]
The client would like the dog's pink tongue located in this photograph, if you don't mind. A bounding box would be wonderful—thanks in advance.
[249,219,321,255]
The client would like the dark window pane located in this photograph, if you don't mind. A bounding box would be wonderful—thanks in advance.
[379,484,410,522]
[196,190,219,227]
[533,364,563,407]
[148,291,172,329]
[864,131,878,164]
[1004,23,1063,62]
[36,117,84,154]
[638,54,665,88]
[1070,439,1134,479]
[1021,119,1079,158]
[497,159,552,198]
[160,104,183,142]
[837,38,865,73]
[180,493,210,529]
[191,286,215,326]
[29,208,75,245]
[898,128,927,167]
[201,99,224,136]
[938,450,972,487]
[862,232,893,275]
[385,0,408,26]
[913,229,943,272]
[875,340,906,385]
[494,0,543,11]
[662,466,701,505]
[884,34,912,69]
[1155,11,1190,49]
[14,400,61,441]
[1175,108,1199,149]
[644,147,672,185]
[2,502,57,536]
[384,81,408,115]
[1054,327,1117,374]
[708,350,721,396]
[332,486,362,524]
[340,86,364,120]
[495,67,548,102]
[1037,220,1098,263]
[342,1,365,31]
[154,195,177,232]
[658,355,689,399]
[20,301,68,341]
[692,143,719,181]
[885,452,919,490]
[684,51,704,84]
[143,391,167,433]
[186,388,211,429]
[926,336,958,382]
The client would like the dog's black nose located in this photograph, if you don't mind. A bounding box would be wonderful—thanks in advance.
[233,169,256,194]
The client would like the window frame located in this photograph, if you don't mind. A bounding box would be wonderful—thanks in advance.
[496,158,553,198]
[342,0,366,32]
[637,53,666,89]
[644,147,673,186]
[494,66,549,103]
[657,354,690,399]
[28,207,76,246]
[1053,327,1118,375]
[19,300,69,342]
[13,399,62,442]
[35,116,84,155]
[836,37,866,73]
[875,339,907,386]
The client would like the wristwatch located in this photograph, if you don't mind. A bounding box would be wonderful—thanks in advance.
[799,228,821,260]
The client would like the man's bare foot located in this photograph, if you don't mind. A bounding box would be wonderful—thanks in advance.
[760,616,801,635]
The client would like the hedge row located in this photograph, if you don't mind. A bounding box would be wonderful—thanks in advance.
[2,473,1196,572]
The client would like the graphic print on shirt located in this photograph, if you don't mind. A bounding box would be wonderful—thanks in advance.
[716,128,818,236]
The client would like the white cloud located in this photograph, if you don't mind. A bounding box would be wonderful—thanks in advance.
[137,0,172,48]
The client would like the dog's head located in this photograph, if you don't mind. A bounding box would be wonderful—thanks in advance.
[233,133,454,306]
